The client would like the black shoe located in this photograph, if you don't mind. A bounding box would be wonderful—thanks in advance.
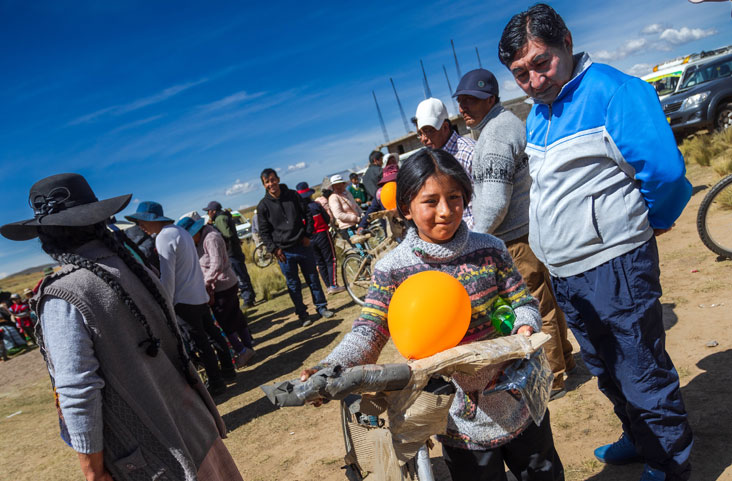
[299,314,313,327]
[221,369,237,383]
[208,381,227,396]
[317,307,334,319]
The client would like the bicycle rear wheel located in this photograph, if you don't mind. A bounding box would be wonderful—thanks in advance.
[342,253,372,306]
[253,243,274,268]
[697,173,732,259]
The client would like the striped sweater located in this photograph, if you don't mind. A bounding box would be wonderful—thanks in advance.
[320,223,541,449]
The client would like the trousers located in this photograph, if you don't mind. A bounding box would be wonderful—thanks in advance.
[551,238,692,479]
[442,410,564,481]
[311,230,338,288]
[174,302,234,385]
[278,243,327,318]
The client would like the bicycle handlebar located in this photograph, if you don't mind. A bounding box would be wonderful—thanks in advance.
[261,364,412,407]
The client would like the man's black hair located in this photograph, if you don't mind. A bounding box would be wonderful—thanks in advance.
[368,150,384,164]
[260,168,278,182]
[396,149,473,223]
[349,173,359,180]
[498,3,570,67]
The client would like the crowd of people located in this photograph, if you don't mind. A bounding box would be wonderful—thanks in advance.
[0,4,696,481]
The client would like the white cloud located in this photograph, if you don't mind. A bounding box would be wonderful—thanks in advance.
[275,167,282,172]
[197,90,266,112]
[0,272,7,279]
[501,79,522,97]
[594,38,648,61]
[641,24,664,35]
[225,179,257,196]
[287,161,307,171]
[68,78,208,125]
[132,198,141,204]
[626,63,653,77]
[659,27,717,46]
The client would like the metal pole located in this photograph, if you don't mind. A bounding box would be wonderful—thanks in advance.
[451,39,462,79]
[372,90,389,143]
[476,47,482,68]
[390,78,411,134]
[420,59,432,99]
[443,65,459,113]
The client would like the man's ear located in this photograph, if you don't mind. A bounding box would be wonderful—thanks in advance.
[564,32,573,54]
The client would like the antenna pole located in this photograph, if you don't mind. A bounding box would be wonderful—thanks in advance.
[451,39,462,79]
[372,90,389,143]
[443,65,459,114]
[420,59,432,99]
[475,47,482,68]
[390,78,411,134]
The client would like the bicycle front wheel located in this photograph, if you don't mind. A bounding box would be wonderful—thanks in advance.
[697,173,732,259]
[342,253,372,306]
[253,244,274,268]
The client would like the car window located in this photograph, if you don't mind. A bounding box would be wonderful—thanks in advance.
[679,58,732,91]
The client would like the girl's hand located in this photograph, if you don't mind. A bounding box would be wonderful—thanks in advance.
[299,369,324,407]
[300,368,318,382]
[516,325,534,337]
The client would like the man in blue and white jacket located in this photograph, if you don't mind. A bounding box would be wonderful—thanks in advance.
[499,5,693,481]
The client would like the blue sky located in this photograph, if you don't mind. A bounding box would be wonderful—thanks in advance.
[1,0,730,278]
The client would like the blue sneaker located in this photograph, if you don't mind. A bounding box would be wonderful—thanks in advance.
[594,433,642,465]
[640,465,666,481]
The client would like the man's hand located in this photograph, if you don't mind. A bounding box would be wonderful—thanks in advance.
[516,325,534,337]
[274,248,286,263]
[78,451,114,481]
[301,236,311,247]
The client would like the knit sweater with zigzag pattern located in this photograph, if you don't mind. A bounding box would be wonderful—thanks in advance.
[320,223,541,449]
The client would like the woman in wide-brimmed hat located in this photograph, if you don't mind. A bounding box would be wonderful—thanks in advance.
[1,173,242,481]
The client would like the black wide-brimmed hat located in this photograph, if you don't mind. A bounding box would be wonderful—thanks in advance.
[0,173,132,241]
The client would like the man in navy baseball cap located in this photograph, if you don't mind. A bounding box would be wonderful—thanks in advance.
[453,69,500,128]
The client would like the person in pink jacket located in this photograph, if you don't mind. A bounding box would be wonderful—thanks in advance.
[327,174,363,241]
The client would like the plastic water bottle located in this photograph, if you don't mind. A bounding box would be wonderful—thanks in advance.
[491,298,515,335]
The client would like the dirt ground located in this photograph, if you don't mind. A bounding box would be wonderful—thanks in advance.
[1,162,731,480]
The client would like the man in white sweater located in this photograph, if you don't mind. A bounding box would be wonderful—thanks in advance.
[126,201,235,395]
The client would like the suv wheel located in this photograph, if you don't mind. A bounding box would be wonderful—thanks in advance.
[716,102,732,131]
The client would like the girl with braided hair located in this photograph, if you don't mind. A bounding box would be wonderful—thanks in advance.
[1,173,243,481]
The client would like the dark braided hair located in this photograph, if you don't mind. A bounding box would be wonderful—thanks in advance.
[37,222,198,386]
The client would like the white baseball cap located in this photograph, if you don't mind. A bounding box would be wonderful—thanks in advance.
[330,174,346,185]
[415,98,449,130]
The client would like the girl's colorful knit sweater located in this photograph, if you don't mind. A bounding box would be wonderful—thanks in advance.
[319,223,542,450]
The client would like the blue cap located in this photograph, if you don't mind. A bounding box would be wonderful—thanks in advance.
[453,69,499,99]
[296,181,315,198]
[124,201,173,223]
[177,216,205,236]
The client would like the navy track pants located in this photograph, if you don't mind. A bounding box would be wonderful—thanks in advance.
[551,238,692,480]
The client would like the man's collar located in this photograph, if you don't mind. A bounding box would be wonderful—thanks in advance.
[469,102,504,135]
[442,129,460,150]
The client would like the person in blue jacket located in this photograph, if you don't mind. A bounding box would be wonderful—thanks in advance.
[499,5,693,481]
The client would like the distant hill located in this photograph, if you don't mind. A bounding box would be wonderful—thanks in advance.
[4,262,56,279]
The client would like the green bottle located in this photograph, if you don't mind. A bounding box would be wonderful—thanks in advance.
[491,297,515,335]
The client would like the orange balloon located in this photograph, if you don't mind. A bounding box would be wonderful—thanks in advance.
[381,181,397,211]
[387,270,472,360]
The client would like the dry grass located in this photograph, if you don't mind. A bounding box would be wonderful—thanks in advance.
[680,127,732,175]
[0,270,46,296]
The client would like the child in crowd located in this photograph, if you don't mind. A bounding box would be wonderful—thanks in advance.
[301,149,563,480]
[347,173,369,208]
[296,182,345,295]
